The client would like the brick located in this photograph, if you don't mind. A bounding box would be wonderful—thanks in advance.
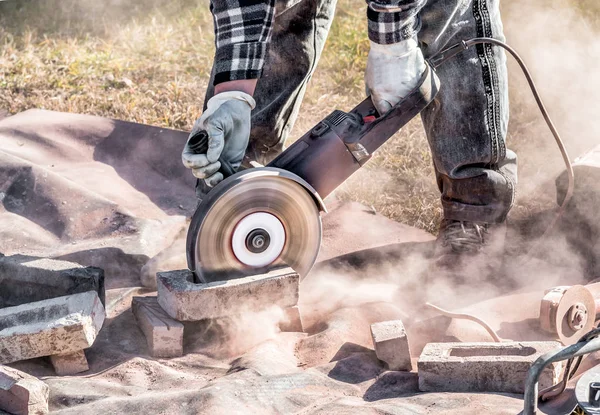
[0,291,105,364]
[49,350,89,376]
[370,320,412,371]
[279,306,303,333]
[0,256,105,308]
[132,296,184,358]
[418,342,563,393]
[0,365,49,415]
[157,268,299,321]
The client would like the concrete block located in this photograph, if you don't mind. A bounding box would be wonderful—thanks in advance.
[0,365,49,415]
[0,291,105,364]
[418,341,563,393]
[371,320,412,371]
[0,256,105,308]
[157,268,299,321]
[49,350,89,375]
[279,306,303,333]
[132,296,184,358]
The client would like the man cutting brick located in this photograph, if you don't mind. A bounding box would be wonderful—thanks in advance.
[182,0,516,274]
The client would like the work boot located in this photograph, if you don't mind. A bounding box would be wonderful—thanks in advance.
[430,219,507,284]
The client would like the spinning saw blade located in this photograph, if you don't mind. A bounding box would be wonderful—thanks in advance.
[186,168,322,283]
[540,285,597,346]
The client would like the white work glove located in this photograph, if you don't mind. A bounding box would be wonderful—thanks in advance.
[365,35,426,115]
[182,91,256,187]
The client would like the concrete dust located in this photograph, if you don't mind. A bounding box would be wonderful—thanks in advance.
[2,1,600,413]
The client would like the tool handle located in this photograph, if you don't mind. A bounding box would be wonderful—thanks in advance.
[351,64,440,154]
[267,63,440,199]
[187,130,236,177]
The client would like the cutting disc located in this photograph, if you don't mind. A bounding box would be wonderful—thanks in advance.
[187,168,322,283]
[539,285,596,345]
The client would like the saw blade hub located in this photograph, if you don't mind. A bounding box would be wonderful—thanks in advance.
[186,168,323,283]
[231,212,285,267]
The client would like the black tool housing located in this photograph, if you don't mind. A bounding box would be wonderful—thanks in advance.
[267,63,440,199]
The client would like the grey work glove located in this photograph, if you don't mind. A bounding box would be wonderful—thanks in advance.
[182,91,256,187]
[365,35,426,115]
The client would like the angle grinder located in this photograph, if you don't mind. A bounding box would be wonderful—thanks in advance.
[186,63,440,283]
[186,37,576,284]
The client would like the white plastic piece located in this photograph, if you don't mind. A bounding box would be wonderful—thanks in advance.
[231,212,286,267]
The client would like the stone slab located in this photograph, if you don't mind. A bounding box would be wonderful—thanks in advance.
[132,296,184,358]
[157,267,299,321]
[371,320,412,371]
[0,365,49,415]
[0,255,105,308]
[0,291,105,364]
[49,350,89,376]
[418,341,563,393]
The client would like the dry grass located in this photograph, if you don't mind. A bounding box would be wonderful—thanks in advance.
[0,0,596,234]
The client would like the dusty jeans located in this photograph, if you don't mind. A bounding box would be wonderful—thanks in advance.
[204,0,517,224]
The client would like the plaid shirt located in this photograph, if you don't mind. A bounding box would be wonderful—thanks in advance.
[367,0,425,44]
[210,0,421,85]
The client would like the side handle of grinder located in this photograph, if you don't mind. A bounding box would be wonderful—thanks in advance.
[186,130,237,178]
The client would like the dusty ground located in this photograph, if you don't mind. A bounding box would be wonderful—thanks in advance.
[2,108,592,414]
[2,107,600,414]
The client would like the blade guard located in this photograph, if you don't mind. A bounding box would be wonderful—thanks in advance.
[186,167,325,276]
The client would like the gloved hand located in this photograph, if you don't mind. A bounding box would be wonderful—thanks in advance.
[182,91,256,187]
[365,35,426,115]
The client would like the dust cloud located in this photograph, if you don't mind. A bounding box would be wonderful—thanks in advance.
[297,0,600,347]
[502,0,600,194]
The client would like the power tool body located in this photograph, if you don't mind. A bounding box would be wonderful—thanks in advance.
[186,64,440,283]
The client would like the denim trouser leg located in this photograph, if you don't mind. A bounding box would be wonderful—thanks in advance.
[205,0,338,166]
[418,0,517,224]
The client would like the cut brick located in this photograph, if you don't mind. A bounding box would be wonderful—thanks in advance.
[279,306,303,333]
[370,320,412,371]
[157,267,299,321]
[49,350,89,376]
[132,296,184,358]
[0,291,105,365]
[418,341,563,393]
[0,365,49,415]
[0,256,105,308]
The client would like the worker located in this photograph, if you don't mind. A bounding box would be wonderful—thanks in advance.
[181,0,516,274]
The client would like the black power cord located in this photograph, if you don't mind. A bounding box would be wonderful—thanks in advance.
[429,37,575,249]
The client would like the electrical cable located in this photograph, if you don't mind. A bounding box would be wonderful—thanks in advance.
[429,37,575,254]
[425,302,502,342]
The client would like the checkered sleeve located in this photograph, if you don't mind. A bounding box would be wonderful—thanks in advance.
[366,0,426,44]
[210,0,276,85]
